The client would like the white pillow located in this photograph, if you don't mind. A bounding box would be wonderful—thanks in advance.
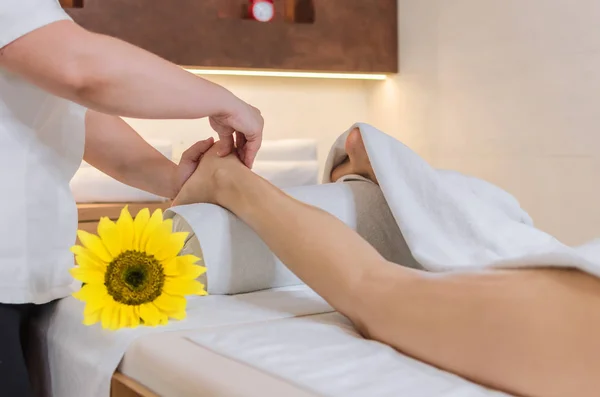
[166,181,418,295]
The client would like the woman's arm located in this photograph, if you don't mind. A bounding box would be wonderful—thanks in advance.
[0,20,234,119]
[84,110,213,199]
[0,20,262,166]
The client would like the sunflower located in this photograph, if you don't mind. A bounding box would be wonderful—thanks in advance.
[70,206,207,330]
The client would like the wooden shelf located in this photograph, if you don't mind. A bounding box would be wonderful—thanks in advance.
[66,0,397,73]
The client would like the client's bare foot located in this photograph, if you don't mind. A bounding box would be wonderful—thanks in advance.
[330,128,378,184]
[172,141,253,207]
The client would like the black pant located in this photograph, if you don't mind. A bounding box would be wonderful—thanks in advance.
[0,304,35,397]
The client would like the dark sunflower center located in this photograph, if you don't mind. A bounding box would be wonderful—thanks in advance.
[105,250,165,305]
[124,268,146,289]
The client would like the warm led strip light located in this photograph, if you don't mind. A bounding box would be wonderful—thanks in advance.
[185,68,387,80]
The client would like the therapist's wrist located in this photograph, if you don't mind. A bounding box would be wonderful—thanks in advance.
[158,161,181,200]
[205,84,245,118]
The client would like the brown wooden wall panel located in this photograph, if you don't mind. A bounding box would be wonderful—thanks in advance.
[66,0,397,73]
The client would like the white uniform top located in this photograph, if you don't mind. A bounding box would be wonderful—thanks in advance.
[0,0,86,303]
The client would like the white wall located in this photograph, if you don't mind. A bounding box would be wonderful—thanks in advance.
[368,0,600,245]
[127,0,600,245]
[125,75,371,176]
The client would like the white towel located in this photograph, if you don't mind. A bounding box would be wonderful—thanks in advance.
[323,123,600,275]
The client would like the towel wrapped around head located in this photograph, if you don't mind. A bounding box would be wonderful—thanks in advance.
[166,181,420,295]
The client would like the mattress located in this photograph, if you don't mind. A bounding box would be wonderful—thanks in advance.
[120,307,512,397]
[29,285,333,397]
[120,329,317,397]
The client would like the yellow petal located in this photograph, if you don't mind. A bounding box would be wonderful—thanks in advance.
[169,310,187,321]
[162,259,179,277]
[70,267,105,284]
[139,209,164,252]
[145,218,175,257]
[139,302,164,327]
[163,278,206,296]
[77,230,113,263]
[71,246,108,270]
[163,256,205,279]
[133,208,150,250]
[152,231,188,263]
[197,287,208,296]
[73,283,108,302]
[119,305,132,329]
[156,303,169,325]
[130,306,141,328]
[110,305,121,331]
[158,313,169,326]
[101,301,116,330]
[153,293,187,314]
[117,206,135,252]
[97,217,122,258]
[83,293,112,316]
[82,309,101,326]
[179,254,202,267]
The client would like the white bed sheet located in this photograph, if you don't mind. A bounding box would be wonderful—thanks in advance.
[120,329,318,397]
[120,311,513,397]
[30,285,333,397]
[188,312,513,397]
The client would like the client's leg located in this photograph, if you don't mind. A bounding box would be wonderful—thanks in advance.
[174,143,600,397]
[174,143,397,325]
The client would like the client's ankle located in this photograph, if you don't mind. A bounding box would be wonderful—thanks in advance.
[211,155,255,207]
[212,166,235,204]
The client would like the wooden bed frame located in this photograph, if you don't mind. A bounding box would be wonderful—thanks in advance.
[111,372,158,397]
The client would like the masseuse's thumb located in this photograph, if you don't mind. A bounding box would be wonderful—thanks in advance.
[209,118,235,157]
[180,137,214,165]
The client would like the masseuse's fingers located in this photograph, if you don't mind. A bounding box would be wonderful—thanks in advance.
[235,131,247,164]
[239,105,262,168]
[240,132,261,168]
[180,137,215,165]
[209,103,263,166]
[175,138,215,197]
[217,134,235,157]
[209,117,235,157]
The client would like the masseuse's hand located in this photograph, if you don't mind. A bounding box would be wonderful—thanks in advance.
[209,99,263,168]
[175,137,216,196]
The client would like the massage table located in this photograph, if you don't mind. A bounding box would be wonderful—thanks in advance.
[108,285,510,397]
[35,179,509,397]
[109,286,329,397]
[49,123,600,397]
[72,181,470,397]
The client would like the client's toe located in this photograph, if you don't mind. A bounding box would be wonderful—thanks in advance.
[332,128,378,184]
[330,157,353,182]
[345,128,366,157]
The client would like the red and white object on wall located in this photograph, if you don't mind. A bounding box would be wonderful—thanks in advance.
[248,0,275,22]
